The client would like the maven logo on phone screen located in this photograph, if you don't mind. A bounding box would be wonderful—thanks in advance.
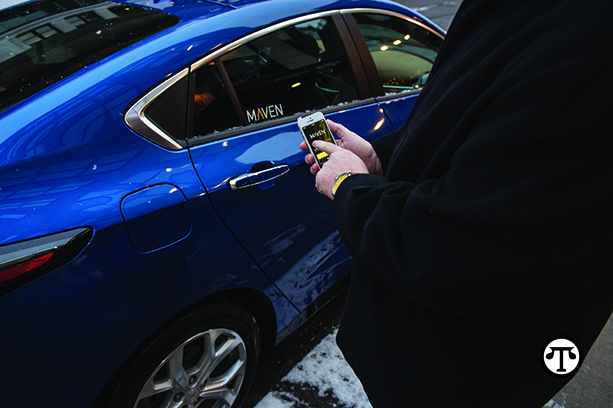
[305,120,334,165]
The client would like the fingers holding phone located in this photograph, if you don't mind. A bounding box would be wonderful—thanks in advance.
[311,140,368,199]
[327,119,382,176]
[299,140,319,174]
[297,112,337,171]
[297,114,381,176]
[297,112,373,198]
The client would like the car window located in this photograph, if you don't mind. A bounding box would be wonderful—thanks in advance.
[192,61,243,137]
[352,13,442,94]
[0,0,179,114]
[220,17,359,126]
[146,74,189,140]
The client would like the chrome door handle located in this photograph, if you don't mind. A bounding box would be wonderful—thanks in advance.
[229,164,290,191]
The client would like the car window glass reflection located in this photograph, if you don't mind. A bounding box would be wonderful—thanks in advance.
[353,13,442,94]
[0,0,179,114]
[192,61,243,137]
[221,17,358,125]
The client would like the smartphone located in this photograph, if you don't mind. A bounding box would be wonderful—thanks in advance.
[297,112,337,168]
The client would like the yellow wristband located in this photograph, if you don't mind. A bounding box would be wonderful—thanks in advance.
[332,171,353,197]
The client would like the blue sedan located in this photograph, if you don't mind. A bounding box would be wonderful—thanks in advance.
[0,0,444,406]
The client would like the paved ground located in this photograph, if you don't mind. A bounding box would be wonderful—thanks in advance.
[244,2,613,407]
[243,289,348,408]
[552,317,613,408]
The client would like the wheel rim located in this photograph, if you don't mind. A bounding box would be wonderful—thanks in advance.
[134,328,248,408]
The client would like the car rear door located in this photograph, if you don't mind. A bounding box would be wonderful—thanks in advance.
[185,13,396,311]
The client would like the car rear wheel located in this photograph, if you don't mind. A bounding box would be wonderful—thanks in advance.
[102,304,261,408]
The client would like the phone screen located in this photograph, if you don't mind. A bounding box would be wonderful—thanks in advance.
[302,118,335,166]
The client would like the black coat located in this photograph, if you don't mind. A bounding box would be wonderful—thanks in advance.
[334,0,613,406]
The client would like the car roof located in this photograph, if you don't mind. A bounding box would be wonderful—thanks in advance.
[115,0,421,23]
[0,0,424,25]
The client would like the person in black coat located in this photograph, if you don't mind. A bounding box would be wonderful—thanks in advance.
[300,0,613,406]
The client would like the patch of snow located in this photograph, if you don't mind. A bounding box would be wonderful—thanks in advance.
[255,329,372,408]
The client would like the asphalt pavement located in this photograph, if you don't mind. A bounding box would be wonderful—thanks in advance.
[245,2,613,407]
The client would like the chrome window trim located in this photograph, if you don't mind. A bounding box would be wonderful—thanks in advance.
[125,68,188,151]
[190,7,445,70]
[341,8,445,40]
[125,7,444,150]
[190,10,341,71]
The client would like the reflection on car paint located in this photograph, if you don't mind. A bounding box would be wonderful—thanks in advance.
[275,230,346,309]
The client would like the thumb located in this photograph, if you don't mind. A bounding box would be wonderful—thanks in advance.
[327,119,358,143]
[327,119,348,137]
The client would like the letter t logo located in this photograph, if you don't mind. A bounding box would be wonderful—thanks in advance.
[543,338,581,376]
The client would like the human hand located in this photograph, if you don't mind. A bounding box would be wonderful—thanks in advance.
[299,120,382,176]
[312,140,368,200]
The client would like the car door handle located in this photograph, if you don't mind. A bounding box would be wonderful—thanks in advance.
[229,164,290,191]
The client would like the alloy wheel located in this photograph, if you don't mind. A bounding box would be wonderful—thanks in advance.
[134,328,248,408]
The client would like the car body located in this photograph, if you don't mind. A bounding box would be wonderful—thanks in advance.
[0,0,444,406]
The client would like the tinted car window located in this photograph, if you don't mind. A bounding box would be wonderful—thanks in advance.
[146,74,189,140]
[353,13,442,93]
[191,61,243,137]
[220,17,358,125]
[0,0,179,114]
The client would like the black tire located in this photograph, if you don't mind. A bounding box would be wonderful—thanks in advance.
[101,304,261,408]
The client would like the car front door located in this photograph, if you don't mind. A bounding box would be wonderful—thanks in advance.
[342,11,444,129]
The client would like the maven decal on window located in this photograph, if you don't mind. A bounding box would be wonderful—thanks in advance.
[220,17,359,128]
[246,104,284,123]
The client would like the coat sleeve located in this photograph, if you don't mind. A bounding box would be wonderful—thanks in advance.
[333,48,613,321]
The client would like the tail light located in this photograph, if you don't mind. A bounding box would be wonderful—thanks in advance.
[0,228,93,297]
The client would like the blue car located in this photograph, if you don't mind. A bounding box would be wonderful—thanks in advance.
[0,0,444,406]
